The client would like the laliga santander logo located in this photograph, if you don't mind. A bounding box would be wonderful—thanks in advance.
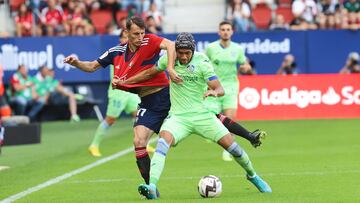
[239,86,360,110]
[239,88,261,110]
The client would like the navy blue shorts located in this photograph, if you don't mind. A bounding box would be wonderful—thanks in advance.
[134,87,170,133]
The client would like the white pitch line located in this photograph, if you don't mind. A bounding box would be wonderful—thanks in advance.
[0,166,10,172]
[0,138,158,203]
[63,169,360,184]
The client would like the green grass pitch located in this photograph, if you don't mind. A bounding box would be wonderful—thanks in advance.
[1,118,360,202]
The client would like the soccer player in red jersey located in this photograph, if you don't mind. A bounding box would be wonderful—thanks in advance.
[64,16,177,191]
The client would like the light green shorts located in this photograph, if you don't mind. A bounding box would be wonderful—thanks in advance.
[160,112,230,145]
[106,94,140,118]
[205,82,239,114]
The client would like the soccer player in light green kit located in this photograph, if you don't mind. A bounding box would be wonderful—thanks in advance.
[205,20,266,161]
[88,31,142,157]
[136,32,272,199]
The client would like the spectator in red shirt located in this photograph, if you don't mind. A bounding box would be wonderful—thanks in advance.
[40,0,67,36]
[0,64,11,117]
[15,3,34,37]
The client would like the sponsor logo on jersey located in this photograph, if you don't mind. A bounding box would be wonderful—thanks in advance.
[180,75,199,82]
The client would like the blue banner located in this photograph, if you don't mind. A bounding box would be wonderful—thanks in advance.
[0,36,110,83]
[307,30,360,73]
[165,32,305,74]
[1,30,359,84]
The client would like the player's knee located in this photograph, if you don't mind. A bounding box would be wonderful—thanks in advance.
[159,130,174,146]
[133,133,148,147]
[218,133,234,146]
[227,142,243,157]
[133,137,147,147]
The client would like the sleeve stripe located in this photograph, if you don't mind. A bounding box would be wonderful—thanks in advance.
[208,75,218,81]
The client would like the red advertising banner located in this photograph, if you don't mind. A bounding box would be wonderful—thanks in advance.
[236,74,360,120]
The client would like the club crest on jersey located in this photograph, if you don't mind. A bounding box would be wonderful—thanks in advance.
[115,65,120,69]
[186,64,195,73]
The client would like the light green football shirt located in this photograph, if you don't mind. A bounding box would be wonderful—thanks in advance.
[158,52,218,114]
[205,40,246,84]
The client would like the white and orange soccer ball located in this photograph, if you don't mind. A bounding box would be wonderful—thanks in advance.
[197,175,222,198]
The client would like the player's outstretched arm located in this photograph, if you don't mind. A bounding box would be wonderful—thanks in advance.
[112,66,162,87]
[160,39,182,84]
[204,79,225,98]
[63,55,101,72]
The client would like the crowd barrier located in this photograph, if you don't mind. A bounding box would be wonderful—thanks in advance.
[1,30,360,84]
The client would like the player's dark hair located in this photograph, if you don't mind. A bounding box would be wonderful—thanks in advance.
[126,16,145,30]
[219,20,233,28]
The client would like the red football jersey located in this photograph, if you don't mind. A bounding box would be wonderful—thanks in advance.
[42,8,63,26]
[97,34,169,92]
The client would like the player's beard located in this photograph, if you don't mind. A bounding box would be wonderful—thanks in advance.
[179,58,189,64]
[221,36,230,42]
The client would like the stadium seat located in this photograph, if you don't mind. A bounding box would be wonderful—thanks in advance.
[116,10,128,23]
[252,4,272,30]
[90,10,113,34]
[10,0,26,11]
[75,85,103,121]
[275,6,294,24]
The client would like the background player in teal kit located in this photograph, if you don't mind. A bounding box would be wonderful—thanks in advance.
[137,32,271,199]
[88,31,142,157]
[205,20,266,161]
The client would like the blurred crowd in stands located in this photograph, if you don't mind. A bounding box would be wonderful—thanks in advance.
[226,0,360,32]
[2,0,164,37]
[0,0,358,37]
